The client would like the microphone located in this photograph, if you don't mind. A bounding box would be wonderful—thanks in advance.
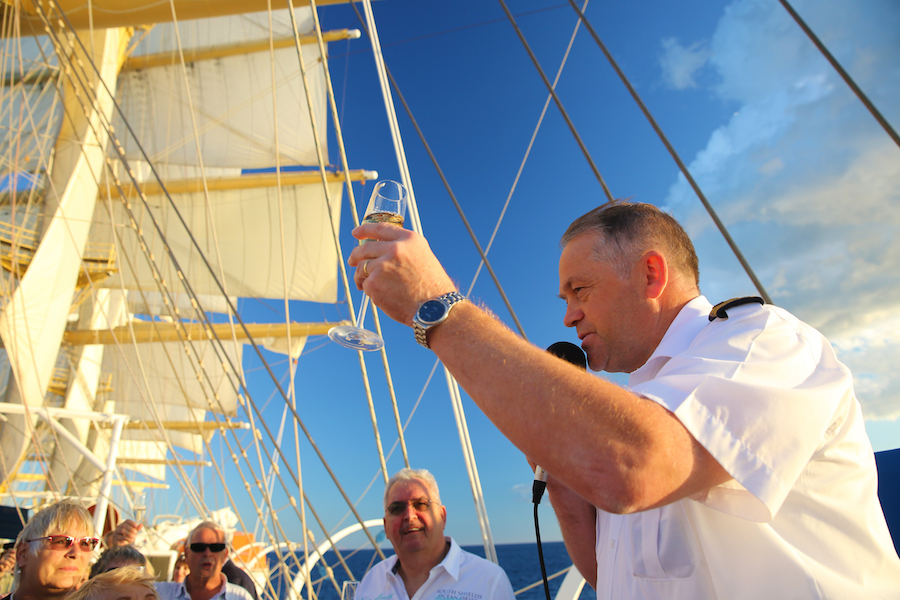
[546,340,586,370]
[533,341,587,503]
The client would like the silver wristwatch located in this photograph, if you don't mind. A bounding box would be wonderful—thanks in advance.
[413,292,467,348]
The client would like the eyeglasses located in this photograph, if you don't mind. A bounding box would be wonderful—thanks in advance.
[189,542,227,553]
[385,499,434,516]
[27,535,100,552]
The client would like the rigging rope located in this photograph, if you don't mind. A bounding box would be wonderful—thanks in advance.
[472,0,592,302]
[42,2,388,588]
[352,0,504,565]
[778,0,900,150]
[564,0,773,304]
[498,0,614,204]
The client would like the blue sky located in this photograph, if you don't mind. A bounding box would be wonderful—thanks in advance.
[161,0,900,550]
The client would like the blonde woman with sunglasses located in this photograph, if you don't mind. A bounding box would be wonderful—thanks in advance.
[5,500,97,600]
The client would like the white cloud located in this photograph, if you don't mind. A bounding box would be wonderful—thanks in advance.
[662,0,900,424]
[659,37,710,90]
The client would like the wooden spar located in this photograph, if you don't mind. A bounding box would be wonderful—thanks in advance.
[2,28,361,84]
[9,473,173,485]
[116,458,213,466]
[111,421,249,431]
[98,170,376,199]
[63,321,350,345]
[5,0,356,35]
[122,29,361,71]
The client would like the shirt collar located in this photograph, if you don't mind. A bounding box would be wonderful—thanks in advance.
[438,537,462,580]
[182,573,227,599]
[389,536,459,580]
[630,295,711,386]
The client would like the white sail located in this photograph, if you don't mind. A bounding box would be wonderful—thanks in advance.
[92,181,344,302]
[113,10,328,169]
[127,290,235,318]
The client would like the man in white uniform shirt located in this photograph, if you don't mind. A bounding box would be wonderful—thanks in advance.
[350,201,900,598]
[355,468,515,600]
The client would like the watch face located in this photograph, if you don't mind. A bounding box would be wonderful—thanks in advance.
[418,299,447,324]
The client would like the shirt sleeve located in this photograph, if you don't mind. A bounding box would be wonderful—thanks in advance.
[486,563,517,600]
[224,582,256,600]
[632,305,853,521]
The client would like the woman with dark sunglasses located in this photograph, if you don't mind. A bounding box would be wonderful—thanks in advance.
[4,500,97,600]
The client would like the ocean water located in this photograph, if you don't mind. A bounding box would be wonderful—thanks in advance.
[268,541,596,599]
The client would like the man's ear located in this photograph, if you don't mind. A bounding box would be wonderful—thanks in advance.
[641,250,668,300]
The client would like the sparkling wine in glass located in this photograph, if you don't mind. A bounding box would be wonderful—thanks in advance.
[341,580,359,600]
[329,180,408,351]
[132,490,147,523]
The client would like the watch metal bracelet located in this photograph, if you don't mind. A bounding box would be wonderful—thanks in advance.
[413,292,467,349]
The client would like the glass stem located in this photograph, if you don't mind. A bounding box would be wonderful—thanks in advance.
[355,294,371,328]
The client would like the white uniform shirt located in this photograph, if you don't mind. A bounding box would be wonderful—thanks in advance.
[155,578,255,600]
[354,536,515,600]
[591,296,900,599]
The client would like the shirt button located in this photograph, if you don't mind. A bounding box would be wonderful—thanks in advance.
[609,540,615,549]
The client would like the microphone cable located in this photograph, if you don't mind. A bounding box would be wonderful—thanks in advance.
[532,465,551,600]
[531,341,587,600]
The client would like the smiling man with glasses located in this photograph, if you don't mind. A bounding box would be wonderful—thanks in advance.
[355,468,515,600]
[154,522,253,600]
[5,500,96,600]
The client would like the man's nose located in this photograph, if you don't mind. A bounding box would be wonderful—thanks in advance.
[563,304,582,328]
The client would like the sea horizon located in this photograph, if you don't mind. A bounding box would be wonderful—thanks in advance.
[269,540,594,599]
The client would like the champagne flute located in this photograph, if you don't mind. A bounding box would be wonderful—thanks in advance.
[341,580,359,600]
[329,180,408,351]
[132,490,147,523]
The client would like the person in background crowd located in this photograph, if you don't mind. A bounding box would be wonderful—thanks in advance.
[89,545,153,579]
[0,546,16,595]
[172,553,189,583]
[355,468,515,600]
[111,521,257,599]
[154,521,253,600]
[4,500,98,600]
[219,560,257,600]
[104,520,142,549]
[68,566,158,600]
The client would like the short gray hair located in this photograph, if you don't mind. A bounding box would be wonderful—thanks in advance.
[561,202,700,288]
[383,468,442,509]
[186,521,231,547]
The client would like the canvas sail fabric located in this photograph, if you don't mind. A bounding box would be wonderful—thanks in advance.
[101,7,343,302]
[112,8,328,169]
[2,7,337,491]
[92,180,344,303]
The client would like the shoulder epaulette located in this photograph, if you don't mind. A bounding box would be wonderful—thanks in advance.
[709,296,765,321]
